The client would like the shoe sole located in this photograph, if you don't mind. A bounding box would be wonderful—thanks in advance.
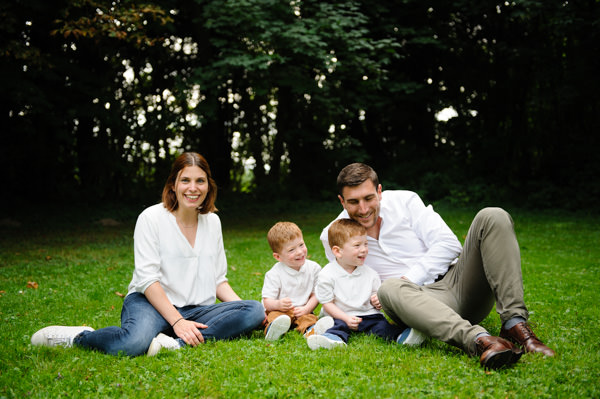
[307,335,346,350]
[265,316,291,341]
[481,348,523,370]
[147,338,162,357]
[312,317,334,335]
[403,329,426,346]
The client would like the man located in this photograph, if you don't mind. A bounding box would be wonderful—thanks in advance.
[320,163,555,369]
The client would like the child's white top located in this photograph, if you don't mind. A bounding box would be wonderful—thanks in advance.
[316,261,381,317]
[127,203,228,307]
[262,259,321,307]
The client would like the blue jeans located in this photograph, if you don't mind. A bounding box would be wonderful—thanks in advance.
[73,292,265,356]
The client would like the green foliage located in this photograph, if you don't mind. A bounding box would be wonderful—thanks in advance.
[1,203,599,397]
[1,0,598,208]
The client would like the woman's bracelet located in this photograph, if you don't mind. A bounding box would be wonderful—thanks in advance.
[171,317,184,327]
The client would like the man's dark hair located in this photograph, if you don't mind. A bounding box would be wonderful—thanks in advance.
[336,163,379,197]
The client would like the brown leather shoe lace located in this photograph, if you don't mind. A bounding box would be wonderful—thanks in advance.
[502,322,556,356]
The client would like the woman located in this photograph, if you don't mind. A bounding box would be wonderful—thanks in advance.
[32,152,265,356]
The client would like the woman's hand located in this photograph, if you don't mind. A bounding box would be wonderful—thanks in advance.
[173,319,208,347]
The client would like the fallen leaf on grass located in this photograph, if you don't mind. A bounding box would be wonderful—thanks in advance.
[27,281,39,289]
[115,291,125,298]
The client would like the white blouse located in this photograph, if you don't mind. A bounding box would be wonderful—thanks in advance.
[127,203,228,307]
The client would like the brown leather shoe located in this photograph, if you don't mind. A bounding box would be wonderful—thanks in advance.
[500,322,556,356]
[475,335,523,370]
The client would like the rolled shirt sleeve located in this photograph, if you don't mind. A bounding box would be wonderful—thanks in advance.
[129,209,163,294]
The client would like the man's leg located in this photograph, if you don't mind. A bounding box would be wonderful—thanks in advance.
[449,208,554,356]
[380,207,551,359]
[379,278,487,355]
[379,278,522,369]
[443,207,528,325]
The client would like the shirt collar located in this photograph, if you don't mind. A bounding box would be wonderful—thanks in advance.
[279,262,304,275]
[333,260,362,276]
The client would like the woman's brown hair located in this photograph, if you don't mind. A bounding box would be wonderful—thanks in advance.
[161,152,218,214]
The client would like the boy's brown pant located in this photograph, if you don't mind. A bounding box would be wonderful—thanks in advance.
[264,310,318,335]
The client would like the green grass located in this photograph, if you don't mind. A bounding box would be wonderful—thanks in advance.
[1,202,599,398]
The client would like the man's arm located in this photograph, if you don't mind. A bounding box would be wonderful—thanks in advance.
[401,193,462,285]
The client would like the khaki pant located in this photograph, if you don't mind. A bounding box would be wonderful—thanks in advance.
[378,208,529,356]
[264,310,318,336]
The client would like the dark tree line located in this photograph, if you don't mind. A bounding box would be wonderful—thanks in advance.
[2,0,598,209]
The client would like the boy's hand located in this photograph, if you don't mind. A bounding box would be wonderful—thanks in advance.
[370,293,382,310]
[279,297,293,311]
[293,305,310,318]
[346,316,362,331]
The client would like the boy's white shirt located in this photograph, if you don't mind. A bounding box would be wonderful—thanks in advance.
[261,259,322,307]
[315,260,381,317]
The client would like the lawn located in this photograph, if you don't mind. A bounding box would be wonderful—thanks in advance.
[1,200,599,398]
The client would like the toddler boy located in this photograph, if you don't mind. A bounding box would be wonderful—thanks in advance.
[262,222,333,340]
[308,218,425,349]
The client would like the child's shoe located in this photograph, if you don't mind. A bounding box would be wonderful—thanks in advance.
[397,328,426,346]
[307,333,346,350]
[304,316,334,338]
[31,326,94,348]
[265,315,291,341]
[147,333,181,356]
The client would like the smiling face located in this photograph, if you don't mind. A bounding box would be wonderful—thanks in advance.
[339,180,382,236]
[332,234,369,270]
[273,235,307,270]
[173,165,209,212]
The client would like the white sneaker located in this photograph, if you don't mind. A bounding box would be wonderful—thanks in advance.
[265,315,291,341]
[397,328,426,346]
[147,333,181,356]
[307,334,346,350]
[31,326,94,347]
[304,316,335,338]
